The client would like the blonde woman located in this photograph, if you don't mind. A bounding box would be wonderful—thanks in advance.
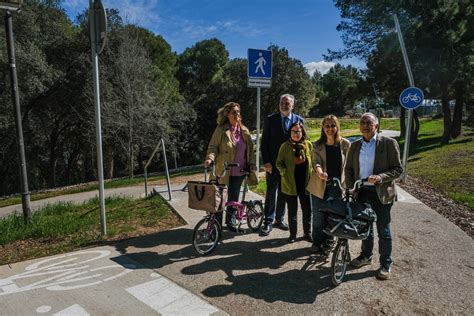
[204,102,257,231]
[306,115,350,255]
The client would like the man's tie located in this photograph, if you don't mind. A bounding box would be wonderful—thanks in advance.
[283,116,289,132]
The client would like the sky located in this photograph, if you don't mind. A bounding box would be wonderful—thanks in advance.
[63,0,365,75]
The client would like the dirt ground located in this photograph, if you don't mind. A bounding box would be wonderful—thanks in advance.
[398,176,473,238]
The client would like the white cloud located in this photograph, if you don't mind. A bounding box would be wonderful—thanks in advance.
[219,20,263,37]
[180,19,264,40]
[104,0,161,29]
[304,61,335,76]
[63,0,161,28]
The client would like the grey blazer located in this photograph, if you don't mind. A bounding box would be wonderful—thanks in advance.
[344,135,403,205]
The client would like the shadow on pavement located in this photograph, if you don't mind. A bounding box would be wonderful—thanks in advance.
[109,226,376,304]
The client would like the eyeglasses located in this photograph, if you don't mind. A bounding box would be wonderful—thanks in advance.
[291,130,302,134]
[231,110,240,115]
[324,124,337,128]
[360,120,375,126]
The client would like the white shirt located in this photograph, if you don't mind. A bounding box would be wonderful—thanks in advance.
[359,133,377,183]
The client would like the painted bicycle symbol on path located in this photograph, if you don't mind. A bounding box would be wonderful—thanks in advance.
[0,250,134,296]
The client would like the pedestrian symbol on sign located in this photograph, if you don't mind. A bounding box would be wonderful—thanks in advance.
[255,52,266,75]
[248,48,272,79]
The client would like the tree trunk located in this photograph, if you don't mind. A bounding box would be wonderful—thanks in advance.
[137,144,145,175]
[48,132,58,187]
[128,104,134,179]
[441,83,452,144]
[400,106,406,138]
[450,82,464,139]
[412,109,420,143]
[105,147,114,179]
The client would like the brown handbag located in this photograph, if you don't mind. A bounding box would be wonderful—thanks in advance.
[187,181,227,213]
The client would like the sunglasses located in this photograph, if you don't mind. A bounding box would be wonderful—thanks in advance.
[324,124,337,128]
[291,129,302,134]
[231,110,240,115]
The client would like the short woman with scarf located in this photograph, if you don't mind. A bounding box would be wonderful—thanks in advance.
[276,121,313,243]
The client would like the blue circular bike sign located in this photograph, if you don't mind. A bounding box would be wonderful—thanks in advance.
[399,87,424,109]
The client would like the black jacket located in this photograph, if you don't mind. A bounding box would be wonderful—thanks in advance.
[261,112,304,172]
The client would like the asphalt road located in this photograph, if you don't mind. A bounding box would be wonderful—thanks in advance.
[1,182,472,315]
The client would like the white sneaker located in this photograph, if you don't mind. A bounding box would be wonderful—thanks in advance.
[377,266,391,280]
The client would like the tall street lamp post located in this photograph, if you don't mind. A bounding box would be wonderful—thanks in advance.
[1,0,32,223]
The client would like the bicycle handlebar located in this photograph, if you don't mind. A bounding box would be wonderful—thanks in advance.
[205,162,249,180]
[330,177,369,192]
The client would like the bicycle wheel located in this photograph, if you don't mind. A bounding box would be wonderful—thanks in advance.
[246,201,264,231]
[330,239,349,286]
[192,217,221,255]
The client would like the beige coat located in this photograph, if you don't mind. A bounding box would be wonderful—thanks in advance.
[306,138,351,199]
[344,135,403,205]
[206,124,257,185]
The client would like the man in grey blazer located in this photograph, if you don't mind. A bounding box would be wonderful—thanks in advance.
[345,113,403,280]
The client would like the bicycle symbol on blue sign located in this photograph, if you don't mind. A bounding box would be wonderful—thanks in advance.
[399,87,424,109]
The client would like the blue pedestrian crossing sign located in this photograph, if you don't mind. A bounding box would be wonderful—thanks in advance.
[248,49,272,79]
[399,87,424,109]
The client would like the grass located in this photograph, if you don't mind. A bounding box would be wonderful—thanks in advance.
[397,118,474,209]
[0,195,185,264]
[0,167,202,208]
[305,117,400,140]
[255,117,473,210]
[249,179,267,197]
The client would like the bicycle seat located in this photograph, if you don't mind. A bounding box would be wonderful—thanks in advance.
[225,201,241,207]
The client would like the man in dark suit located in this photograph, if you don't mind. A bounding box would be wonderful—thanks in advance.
[345,113,403,280]
[260,94,304,236]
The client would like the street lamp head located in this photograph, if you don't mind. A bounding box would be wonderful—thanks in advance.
[0,0,23,11]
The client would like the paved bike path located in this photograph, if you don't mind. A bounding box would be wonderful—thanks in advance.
[117,183,473,315]
[0,245,226,316]
[1,182,472,314]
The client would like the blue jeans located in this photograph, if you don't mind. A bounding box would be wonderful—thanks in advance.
[263,171,286,225]
[358,188,393,268]
[216,175,245,226]
[311,184,341,247]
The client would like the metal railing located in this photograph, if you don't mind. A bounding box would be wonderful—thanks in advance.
[144,139,172,200]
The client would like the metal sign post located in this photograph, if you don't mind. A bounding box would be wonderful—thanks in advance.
[394,14,419,183]
[248,48,273,172]
[3,1,32,223]
[89,0,107,235]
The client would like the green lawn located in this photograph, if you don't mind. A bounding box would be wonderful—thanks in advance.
[398,119,474,209]
[257,117,473,210]
[0,167,202,208]
[305,117,400,140]
[0,195,185,264]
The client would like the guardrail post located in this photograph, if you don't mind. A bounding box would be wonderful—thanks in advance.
[161,139,172,201]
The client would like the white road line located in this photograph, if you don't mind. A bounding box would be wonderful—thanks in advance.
[52,304,90,316]
[126,276,220,316]
[396,185,422,204]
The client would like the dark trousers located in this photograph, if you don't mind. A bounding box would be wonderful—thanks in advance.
[216,175,245,226]
[311,184,341,247]
[358,187,393,268]
[282,192,311,238]
[263,171,286,225]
